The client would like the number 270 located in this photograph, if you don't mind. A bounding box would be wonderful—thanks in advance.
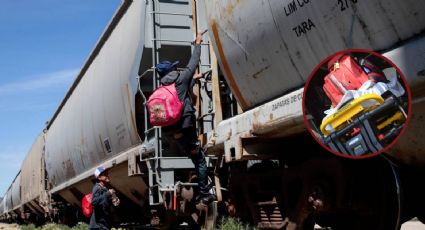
[338,0,358,11]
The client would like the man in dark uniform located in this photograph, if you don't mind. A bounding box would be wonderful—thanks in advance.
[156,32,215,205]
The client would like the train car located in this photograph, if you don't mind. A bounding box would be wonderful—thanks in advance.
[2,173,22,222]
[2,0,214,227]
[11,173,22,220]
[202,0,425,229]
[42,0,213,226]
[2,0,425,229]
[42,0,150,223]
[204,0,425,110]
[0,197,4,221]
[20,133,49,223]
[3,187,12,221]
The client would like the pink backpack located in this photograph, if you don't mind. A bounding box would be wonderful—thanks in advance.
[147,83,184,127]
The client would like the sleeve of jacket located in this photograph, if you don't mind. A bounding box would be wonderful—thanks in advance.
[91,185,111,207]
[179,44,201,87]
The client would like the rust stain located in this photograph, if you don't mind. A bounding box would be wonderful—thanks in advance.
[225,0,242,15]
[125,84,139,141]
[211,21,249,109]
[226,129,233,141]
[225,3,234,15]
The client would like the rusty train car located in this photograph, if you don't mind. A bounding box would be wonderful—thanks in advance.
[2,0,425,229]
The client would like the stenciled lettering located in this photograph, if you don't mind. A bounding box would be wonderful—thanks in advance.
[272,93,303,111]
[337,0,358,12]
[284,0,297,16]
[292,18,316,37]
[297,0,310,8]
[284,0,312,17]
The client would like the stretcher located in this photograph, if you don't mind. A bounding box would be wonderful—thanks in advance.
[320,93,406,156]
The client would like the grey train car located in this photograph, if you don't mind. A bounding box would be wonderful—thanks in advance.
[0,198,4,222]
[1,173,22,222]
[20,133,49,222]
[2,0,425,229]
[11,173,22,219]
[3,0,216,226]
[203,0,425,229]
[0,191,7,222]
[42,0,211,224]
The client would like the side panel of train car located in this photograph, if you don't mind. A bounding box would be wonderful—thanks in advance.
[44,0,144,188]
[20,133,49,216]
[204,0,425,165]
[204,0,425,110]
[4,188,12,216]
[43,0,149,210]
[382,38,425,164]
[10,172,21,213]
[44,0,199,214]
[0,198,4,219]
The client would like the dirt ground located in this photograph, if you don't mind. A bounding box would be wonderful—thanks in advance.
[0,223,18,230]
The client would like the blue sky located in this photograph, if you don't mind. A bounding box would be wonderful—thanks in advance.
[0,1,120,196]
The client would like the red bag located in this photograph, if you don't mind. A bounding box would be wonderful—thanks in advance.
[82,193,93,217]
[323,55,369,106]
[147,83,184,127]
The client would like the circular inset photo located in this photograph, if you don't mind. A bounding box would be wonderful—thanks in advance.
[303,49,411,159]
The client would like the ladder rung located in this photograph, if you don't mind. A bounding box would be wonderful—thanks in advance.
[139,68,154,79]
[149,202,162,206]
[198,112,215,119]
[152,39,210,46]
[200,119,214,122]
[145,126,160,134]
[202,69,212,74]
[149,11,192,17]
[152,39,192,43]
[178,183,198,187]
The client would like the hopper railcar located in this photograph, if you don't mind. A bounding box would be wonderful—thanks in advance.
[2,0,425,229]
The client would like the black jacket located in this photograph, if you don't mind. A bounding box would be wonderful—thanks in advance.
[160,44,201,129]
[89,183,112,230]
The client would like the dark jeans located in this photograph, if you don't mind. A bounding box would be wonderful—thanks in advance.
[175,127,209,196]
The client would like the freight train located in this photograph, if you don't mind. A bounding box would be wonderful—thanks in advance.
[1,0,425,229]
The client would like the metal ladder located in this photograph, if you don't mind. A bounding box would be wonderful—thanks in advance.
[138,0,214,207]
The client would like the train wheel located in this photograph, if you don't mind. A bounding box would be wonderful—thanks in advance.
[224,157,400,229]
[225,160,288,229]
[281,157,400,230]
